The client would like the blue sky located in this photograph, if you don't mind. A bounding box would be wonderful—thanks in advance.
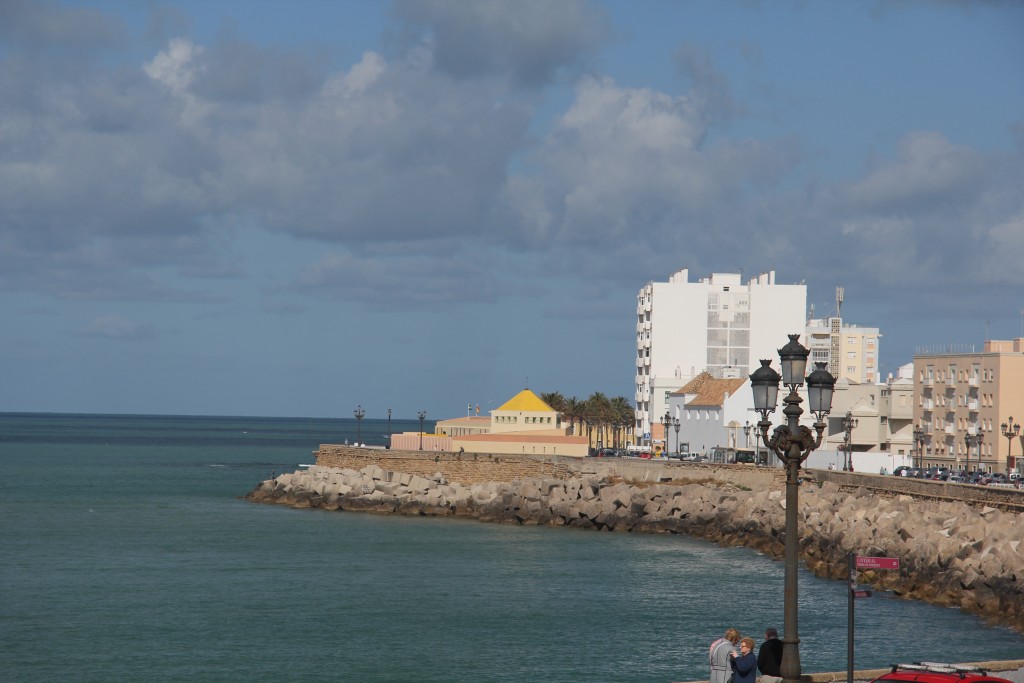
[1,0,1022,419]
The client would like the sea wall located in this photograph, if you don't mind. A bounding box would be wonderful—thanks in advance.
[246,461,1024,634]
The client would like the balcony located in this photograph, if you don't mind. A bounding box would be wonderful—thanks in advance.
[968,376,979,387]
[922,376,934,386]
[968,400,979,411]
[922,399,934,411]
[944,425,956,436]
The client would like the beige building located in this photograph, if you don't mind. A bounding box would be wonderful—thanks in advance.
[424,389,588,457]
[824,364,914,457]
[806,317,881,384]
[914,338,1024,475]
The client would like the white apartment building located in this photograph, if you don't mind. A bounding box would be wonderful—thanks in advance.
[635,269,806,445]
[806,317,881,384]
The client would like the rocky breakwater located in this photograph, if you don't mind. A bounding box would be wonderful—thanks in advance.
[246,465,1024,633]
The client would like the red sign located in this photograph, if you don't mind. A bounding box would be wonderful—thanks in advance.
[853,590,873,598]
[856,555,899,570]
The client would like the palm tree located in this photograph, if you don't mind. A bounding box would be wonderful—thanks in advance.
[609,396,633,447]
[586,392,612,449]
[563,396,583,435]
[540,391,567,418]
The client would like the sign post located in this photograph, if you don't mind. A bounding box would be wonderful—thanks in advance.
[848,554,900,683]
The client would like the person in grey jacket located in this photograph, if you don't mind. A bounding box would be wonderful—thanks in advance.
[709,628,740,683]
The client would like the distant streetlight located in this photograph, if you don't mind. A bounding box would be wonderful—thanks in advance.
[913,424,926,471]
[418,410,427,451]
[1002,417,1020,477]
[750,334,836,683]
[965,426,984,475]
[354,405,365,446]
[387,408,392,449]
[842,411,858,471]
[674,417,680,456]
[662,411,671,457]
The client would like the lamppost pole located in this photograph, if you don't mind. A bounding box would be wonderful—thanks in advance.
[354,404,365,445]
[750,335,836,683]
[662,411,671,458]
[418,410,426,451]
[912,424,925,472]
[387,408,392,449]
[674,418,680,456]
[842,410,858,472]
[1002,417,1020,478]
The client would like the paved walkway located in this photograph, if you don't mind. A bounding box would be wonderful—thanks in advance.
[677,660,1024,683]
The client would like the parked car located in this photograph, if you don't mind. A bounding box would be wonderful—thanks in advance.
[893,466,912,477]
[869,662,1013,683]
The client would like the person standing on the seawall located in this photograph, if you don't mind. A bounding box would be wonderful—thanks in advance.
[709,628,740,683]
[729,637,758,683]
[757,628,783,683]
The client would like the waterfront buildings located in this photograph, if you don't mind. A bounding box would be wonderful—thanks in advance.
[397,388,589,457]
[824,364,914,458]
[805,316,881,384]
[635,269,805,448]
[913,338,1024,475]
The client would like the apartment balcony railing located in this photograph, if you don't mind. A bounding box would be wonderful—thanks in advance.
[944,425,956,435]
[968,400,979,411]
[922,377,934,386]
[922,399,934,410]
[968,376,979,387]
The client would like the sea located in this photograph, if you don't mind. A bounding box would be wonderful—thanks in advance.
[2,413,1021,683]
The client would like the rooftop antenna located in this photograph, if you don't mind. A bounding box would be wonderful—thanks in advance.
[836,286,844,320]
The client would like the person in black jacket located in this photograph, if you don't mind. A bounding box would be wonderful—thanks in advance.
[757,627,783,683]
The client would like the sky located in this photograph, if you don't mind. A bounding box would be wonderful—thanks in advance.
[1,0,1023,420]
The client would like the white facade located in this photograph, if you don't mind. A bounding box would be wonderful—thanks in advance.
[635,269,806,444]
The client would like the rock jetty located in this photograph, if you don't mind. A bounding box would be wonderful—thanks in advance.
[246,464,1024,633]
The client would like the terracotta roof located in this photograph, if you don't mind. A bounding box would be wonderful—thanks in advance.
[496,388,554,412]
[673,372,747,407]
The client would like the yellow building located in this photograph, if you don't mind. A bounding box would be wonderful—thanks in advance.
[451,389,589,457]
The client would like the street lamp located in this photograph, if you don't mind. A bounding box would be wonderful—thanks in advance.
[750,335,836,683]
[965,427,984,476]
[662,411,671,458]
[1001,417,1020,477]
[418,410,426,450]
[387,408,392,449]
[912,424,926,471]
[354,404,365,445]
[841,411,858,472]
[674,417,681,456]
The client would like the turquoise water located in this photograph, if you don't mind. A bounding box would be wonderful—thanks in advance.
[2,413,1021,683]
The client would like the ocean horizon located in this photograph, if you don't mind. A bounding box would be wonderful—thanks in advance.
[2,412,1021,683]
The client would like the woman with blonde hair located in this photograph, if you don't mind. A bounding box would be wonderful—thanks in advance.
[729,637,758,683]
[709,628,740,683]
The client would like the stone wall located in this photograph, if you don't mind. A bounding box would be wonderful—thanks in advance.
[815,469,1024,511]
[314,445,787,489]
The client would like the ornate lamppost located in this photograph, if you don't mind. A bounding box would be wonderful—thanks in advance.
[674,417,681,456]
[387,408,392,449]
[662,411,671,458]
[1001,417,1020,477]
[750,334,836,683]
[354,404,365,446]
[912,424,925,471]
[965,427,983,476]
[418,410,427,451]
[841,410,858,471]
